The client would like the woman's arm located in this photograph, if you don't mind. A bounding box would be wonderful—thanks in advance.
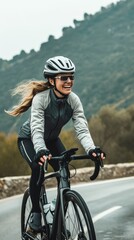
[30,93,47,153]
[71,93,95,153]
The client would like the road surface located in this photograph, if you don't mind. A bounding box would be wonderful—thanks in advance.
[0,176,134,240]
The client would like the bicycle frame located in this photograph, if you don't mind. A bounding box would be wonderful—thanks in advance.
[21,148,103,240]
[43,159,71,240]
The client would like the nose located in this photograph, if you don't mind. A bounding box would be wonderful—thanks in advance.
[66,77,72,81]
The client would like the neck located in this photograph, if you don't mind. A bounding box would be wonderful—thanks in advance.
[53,89,67,98]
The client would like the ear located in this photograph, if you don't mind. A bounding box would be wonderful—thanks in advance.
[49,78,54,86]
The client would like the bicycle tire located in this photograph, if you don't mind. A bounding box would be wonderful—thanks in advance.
[21,187,46,240]
[21,188,31,235]
[21,186,50,240]
[57,190,96,240]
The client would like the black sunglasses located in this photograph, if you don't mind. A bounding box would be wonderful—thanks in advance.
[54,75,74,81]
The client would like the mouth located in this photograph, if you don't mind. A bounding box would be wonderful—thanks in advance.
[63,85,72,89]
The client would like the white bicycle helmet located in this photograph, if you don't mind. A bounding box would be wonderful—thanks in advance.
[43,56,75,78]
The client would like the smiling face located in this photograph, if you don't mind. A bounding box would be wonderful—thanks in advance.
[49,73,74,97]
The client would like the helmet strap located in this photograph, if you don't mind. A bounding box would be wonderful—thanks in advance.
[53,79,68,97]
[54,87,67,97]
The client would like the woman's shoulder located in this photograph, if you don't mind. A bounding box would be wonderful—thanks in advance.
[32,89,50,106]
[33,89,50,99]
[69,91,80,101]
[68,91,82,108]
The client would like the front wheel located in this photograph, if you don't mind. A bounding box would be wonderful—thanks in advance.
[60,190,96,240]
[21,188,46,240]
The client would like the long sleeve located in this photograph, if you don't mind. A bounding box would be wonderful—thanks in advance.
[30,93,47,153]
[71,94,95,153]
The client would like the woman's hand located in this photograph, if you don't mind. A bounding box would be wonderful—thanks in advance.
[88,147,106,161]
[34,149,52,166]
[39,153,52,166]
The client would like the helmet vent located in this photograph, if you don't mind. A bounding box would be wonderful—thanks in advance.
[47,64,57,71]
[69,60,72,66]
[51,60,62,69]
[58,59,64,66]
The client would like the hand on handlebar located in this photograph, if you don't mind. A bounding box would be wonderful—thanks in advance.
[39,154,52,165]
[88,146,105,180]
[34,149,52,166]
[88,146,106,162]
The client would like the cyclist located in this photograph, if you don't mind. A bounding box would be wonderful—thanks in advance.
[6,56,105,232]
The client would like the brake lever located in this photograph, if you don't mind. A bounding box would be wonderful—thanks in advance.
[44,158,48,172]
[97,154,104,168]
[99,158,104,168]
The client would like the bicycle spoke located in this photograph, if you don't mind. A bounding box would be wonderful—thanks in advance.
[63,190,96,240]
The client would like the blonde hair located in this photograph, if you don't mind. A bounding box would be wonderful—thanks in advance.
[5,80,52,116]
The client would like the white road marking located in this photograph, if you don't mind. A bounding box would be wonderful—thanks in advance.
[74,206,122,240]
[74,206,122,239]
[93,206,122,222]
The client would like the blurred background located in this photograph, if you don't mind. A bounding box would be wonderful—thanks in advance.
[0,0,134,177]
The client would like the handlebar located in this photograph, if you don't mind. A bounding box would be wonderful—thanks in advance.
[37,148,104,185]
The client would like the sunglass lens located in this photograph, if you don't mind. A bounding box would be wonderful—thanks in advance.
[61,76,74,81]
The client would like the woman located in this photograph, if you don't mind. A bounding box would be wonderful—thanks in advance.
[6,56,105,232]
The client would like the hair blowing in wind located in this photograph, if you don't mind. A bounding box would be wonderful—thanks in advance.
[5,80,51,116]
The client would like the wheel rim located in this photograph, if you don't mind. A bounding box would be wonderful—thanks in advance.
[64,199,90,240]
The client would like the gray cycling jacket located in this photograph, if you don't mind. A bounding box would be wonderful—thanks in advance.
[19,89,95,153]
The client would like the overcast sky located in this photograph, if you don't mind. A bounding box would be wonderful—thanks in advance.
[0,0,119,60]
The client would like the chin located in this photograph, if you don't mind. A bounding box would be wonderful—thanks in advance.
[64,91,71,95]
[63,89,72,94]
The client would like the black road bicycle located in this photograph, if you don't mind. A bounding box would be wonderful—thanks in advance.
[21,148,103,240]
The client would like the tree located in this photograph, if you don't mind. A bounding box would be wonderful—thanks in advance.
[0,133,30,177]
[88,104,134,164]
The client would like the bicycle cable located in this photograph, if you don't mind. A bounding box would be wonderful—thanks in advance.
[69,163,76,178]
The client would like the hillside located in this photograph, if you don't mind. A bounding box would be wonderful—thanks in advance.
[0,0,134,133]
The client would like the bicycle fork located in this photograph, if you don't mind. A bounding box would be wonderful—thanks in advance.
[60,188,70,240]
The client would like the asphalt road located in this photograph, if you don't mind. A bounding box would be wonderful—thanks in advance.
[0,176,134,240]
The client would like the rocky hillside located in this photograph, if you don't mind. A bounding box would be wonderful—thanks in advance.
[1,0,134,132]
